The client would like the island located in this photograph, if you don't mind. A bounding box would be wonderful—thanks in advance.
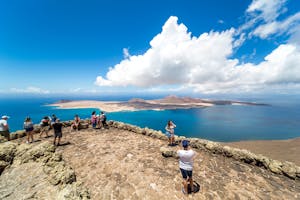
[50,95,268,112]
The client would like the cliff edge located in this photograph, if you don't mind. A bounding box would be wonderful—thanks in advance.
[0,121,299,199]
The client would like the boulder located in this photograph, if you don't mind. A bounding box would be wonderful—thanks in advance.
[282,161,297,179]
[0,135,8,142]
[0,142,17,174]
[268,160,283,174]
[16,130,26,138]
[0,142,17,163]
[160,147,177,158]
[17,142,56,164]
[33,124,41,133]
[9,133,18,140]
[79,123,89,129]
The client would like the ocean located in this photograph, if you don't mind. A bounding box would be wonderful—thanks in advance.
[1,96,300,142]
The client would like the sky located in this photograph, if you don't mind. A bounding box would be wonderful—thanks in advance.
[1,0,300,97]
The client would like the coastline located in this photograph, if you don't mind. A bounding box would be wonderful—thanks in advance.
[49,99,214,113]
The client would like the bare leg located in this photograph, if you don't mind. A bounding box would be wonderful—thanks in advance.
[53,137,56,145]
[26,132,30,143]
[30,132,34,142]
[182,179,188,194]
[171,135,175,145]
[57,137,61,145]
[189,178,193,192]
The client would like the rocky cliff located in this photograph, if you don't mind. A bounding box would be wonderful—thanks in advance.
[0,121,300,199]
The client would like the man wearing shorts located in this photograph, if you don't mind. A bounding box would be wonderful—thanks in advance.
[177,140,195,194]
[52,119,63,146]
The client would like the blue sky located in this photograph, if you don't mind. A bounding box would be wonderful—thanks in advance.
[1,0,300,97]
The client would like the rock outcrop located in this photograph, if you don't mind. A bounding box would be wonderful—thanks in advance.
[1,120,300,199]
[0,142,90,200]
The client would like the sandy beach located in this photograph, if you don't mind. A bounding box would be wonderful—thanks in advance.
[51,100,137,112]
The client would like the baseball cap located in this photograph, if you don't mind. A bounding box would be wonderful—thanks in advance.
[1,115,10,119]
[182,140,189,148]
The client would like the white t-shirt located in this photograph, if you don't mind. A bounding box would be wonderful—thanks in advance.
[177,149,195,171]
[0,119,8,131]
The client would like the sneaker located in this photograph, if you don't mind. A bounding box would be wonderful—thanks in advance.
[26,141,29,144]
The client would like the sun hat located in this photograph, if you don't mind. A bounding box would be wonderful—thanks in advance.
[1,115,10,119]
[182,140,189,148]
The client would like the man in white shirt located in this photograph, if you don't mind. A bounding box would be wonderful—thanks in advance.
[0,115,10,141]
[177,140,195,194]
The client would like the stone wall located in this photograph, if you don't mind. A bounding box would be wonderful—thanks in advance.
[107,120,300,180]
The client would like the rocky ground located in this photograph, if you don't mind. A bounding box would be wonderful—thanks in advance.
[225,138,300,166]
[1,126,300,199]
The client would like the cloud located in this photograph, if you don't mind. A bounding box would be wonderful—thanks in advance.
[246,0,287,22]
[95,16,300,94]
[10,86,50,94]
[241,0,300,41]
[218,19,224,24]
[253,12,300,39]
[123,48,131,59]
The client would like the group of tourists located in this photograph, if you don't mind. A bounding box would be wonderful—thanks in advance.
[1,113,196,195]
[91,111,107,129]
[165,120,196,195]
[23,114,64,146]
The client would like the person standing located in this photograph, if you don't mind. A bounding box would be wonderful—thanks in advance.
[24,117,34,143]
[99,111,107,129]
[52,118,63,146]
[91,111,97,129]
[165,120,176,146]
[0,115,10,141]
[177,140,196,195]
[40,116,50,138]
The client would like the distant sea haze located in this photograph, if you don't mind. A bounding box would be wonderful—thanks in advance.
[1,96,300,142]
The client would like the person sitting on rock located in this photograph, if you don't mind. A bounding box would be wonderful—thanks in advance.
[52,118,63,146]
[70,114,80,131]
[177,140,196,195]
[39,116,50,138]
[165,120,176,146]
[24,117,34,143]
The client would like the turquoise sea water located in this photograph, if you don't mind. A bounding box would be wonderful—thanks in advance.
[1,96,300,142]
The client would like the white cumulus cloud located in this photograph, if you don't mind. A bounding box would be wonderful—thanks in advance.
[95,16,300,93]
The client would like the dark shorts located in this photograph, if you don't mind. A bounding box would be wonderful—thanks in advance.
[54,132,62,138]
[25,127,34,132]
[180,168,193,179]
[0,130,10,140]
